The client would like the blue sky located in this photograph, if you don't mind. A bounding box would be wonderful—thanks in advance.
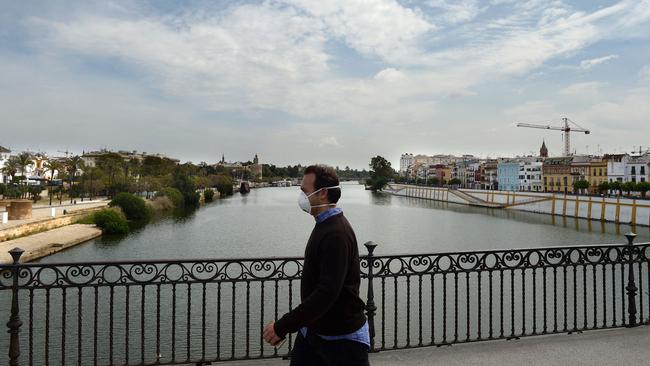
[1,0,649,169]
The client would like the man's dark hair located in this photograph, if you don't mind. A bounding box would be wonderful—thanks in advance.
[304,165,340,203]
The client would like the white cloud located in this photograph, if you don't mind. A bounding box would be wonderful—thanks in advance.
[318,136,342,148]
[285,0,433,63]
[3,0,650,166]
[426,0,483,25]
[579,54,618,69]
[559,81,606,97]
[640,64,650,81]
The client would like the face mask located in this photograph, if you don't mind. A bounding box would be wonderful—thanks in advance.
[298,185,341,214]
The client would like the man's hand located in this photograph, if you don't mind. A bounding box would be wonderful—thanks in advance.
[263,321,283,346]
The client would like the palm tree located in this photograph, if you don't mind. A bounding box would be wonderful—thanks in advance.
[16,152,34,182]
[44,160,63,205]
[65,156,83,203]
[1,157,19,183]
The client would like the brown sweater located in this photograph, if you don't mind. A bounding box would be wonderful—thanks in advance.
[274,213,367,338]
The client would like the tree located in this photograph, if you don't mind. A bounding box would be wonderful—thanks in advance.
[65,156,84,203]
[608,181,622,196]
[44,160,64,205]
[367,156,394,191]
[638,182,650,198]
[448,178,462,186]
[15,152,34,182]
[623,181,637,197]
[573,179,590,195]
[598,181,609,195]
[1,157,19,184]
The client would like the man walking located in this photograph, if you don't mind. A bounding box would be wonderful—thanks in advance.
[263,165,369,365]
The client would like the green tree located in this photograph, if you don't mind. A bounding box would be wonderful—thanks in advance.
[598,181,609,195]
[638,182,650,198]
[367,156,394,192]
[65,156,84,203]
[109,192,151,221]
[608,181,622,196]
[623,181,637,197]
[1,157,18,183]
[448,178,462,186]
[573,179,590,195]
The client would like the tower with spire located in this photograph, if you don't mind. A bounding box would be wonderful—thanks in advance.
[540,140,548,158]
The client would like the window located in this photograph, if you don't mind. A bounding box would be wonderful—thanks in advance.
[642,166,646,175]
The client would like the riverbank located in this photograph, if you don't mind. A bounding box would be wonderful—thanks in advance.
[0,224,102,264]
[386,184,650,227]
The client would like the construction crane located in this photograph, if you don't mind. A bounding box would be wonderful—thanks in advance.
[516,117,590,156]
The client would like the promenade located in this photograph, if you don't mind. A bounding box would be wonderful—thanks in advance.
[0,199,109,230]
[224,326,650,366]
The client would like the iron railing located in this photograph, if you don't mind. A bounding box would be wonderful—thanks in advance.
[1,235,648,365]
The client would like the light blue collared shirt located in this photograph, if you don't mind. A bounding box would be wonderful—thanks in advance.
[300,206,370,348]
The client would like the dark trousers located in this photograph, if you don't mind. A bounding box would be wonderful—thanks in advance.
[289,331,370,366]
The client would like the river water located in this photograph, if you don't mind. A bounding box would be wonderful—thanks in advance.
[35,183,650,263]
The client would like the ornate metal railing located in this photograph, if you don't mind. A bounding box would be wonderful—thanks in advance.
[1,235,649,365]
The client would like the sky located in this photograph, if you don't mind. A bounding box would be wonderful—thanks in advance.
[1,0,649,169]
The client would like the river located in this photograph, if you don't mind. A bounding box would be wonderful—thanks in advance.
[35,183,650,263]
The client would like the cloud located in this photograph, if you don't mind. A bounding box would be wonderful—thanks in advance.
[640,64,650,81]
[579,54,618,69]
[2,0,650,167]
[317,136,342,148]
[559,81,606,97]
[425,0,484,25]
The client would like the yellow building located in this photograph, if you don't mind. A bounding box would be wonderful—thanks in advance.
[543,157,573,193]
[588,158,607,194]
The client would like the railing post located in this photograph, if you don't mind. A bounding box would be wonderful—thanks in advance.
[625,233,638,328]
[363,241,378,352]
[7,247,24,366]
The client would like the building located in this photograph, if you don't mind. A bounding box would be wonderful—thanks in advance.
[249,154,263,180]
[0,145,11,184]
[539,140,548,158]
[481,160,498,190]
[399,153,415,176]
[431,164,452,185]
[519,158,543,192]
[588,157,607,194]
[543,157,573,193]
[627,153,650,183]
[497,161,520,191]
[605,154,629,184]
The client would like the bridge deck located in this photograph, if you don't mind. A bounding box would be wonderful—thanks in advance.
[221,326,650,365]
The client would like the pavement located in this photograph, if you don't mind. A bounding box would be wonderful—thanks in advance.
[0,199,108,230]
[0,224,102,263]
[217,326,650,366]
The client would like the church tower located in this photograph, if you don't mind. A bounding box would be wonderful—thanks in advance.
[540,140,548,158]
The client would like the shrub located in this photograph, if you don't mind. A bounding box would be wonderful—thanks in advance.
[155,187,184,208]
[109,192,151,221]
[204,188,215,202]
[214,174,234,196]
[147,196,175,212]
[28,185,43,202]
[93,209,129,235]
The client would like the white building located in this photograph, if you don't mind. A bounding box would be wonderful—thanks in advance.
[627,153,650,183]
[399,153,415,176]
[606,154,629,183]
[518,159,543,192]
[0,145,11,184]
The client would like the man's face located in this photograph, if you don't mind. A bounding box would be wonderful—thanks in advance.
[301,173,327,204]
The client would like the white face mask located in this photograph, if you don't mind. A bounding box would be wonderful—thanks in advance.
[298,186,340,214]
